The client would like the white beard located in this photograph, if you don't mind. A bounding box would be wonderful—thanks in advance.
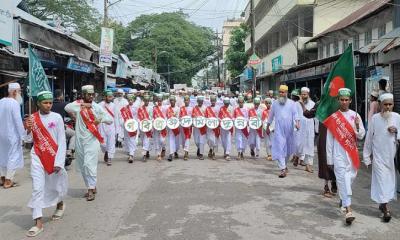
[382,111,392,120]
[278,97,287,105]
[16,94,23,105]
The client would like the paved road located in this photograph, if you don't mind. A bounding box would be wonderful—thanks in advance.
[0,140,399,240]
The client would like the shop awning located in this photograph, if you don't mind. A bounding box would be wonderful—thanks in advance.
[0,70,27,78]
[358,28,400,54]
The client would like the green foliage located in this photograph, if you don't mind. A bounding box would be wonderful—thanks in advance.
[225,23,250,79]
[122,12,215,86]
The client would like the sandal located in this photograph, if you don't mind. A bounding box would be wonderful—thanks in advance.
[52,204,65,220]
[383,211,392,223]
[278,170,287,178]
[86,191,95,201]
[3,179,18,189]
[26,226,44,237]
[345,211,355,225]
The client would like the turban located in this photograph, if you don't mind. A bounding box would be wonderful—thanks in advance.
[279,85,289,92]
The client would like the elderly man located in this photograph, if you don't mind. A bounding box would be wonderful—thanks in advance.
[363,93,400,223]
[114,89,128,147]
[205,95,220,160]
[192,96,207,160]
[25,91,68,237]
[0,83,25,188]
[121,94,138,163]
[98,90,117,166]
[266,85,300,178]
[65,85,112,201]
[297,87,316,173]
[179,95,193,160]
[234,95,249,160]
[166,95,180,161]
[326,88,365,225]
[248,97,263,158]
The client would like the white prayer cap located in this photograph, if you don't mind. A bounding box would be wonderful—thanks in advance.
[265,97,272,103]
[197,95,204,101]
[82,85,94,93]
[379,93,394,102]
[370,90,379,98]
[117,88,124,93]
[301,87,310,93]
[8,82,20,91]
[268,90,273,94]
[223,97,230,102]
[132,89,138,94]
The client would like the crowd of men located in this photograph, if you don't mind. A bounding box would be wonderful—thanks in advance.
[0,82,399,237]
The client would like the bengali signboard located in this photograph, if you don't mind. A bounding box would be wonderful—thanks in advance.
[272,55,282,72]
[99,27,114,67]
[0,1,20,47]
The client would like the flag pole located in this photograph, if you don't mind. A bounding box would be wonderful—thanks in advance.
[28,44,32,116]
[351,44,358,113]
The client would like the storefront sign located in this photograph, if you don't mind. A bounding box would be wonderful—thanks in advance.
[67,57,94,73]
[0,1,20,47]
[272,55,282,72]
[99,27,114,67]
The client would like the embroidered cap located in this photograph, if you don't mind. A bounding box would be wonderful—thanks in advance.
[338,88,351,97]
[37,91,53,102]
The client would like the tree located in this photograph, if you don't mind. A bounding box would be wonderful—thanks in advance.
[122,11,215,86]
[19,0,101,45]
[225,23,250,79]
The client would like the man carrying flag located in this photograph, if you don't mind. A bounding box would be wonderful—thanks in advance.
[234,96,249,160]
[24,91,68,237]
[205,95,220,160]
[121,94,138,163]
[65,85,112,201]
[219,97,234,160]
[180,95,193,160]
[326,88,365,225]
[98,90,117,166]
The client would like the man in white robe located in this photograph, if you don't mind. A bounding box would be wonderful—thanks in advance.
[233,96,249,160]
[153,94,167,161]
[166,96,180,161]
[205,95,220,160]
[298,87,316,173]
[326,88,365,225]
[179,95,193,160]
[114,89,128,146]
[266,85,300,178]
[192,96,207,160]
[121,94,138,163]
[98,90,117,166]
[218,97,233,160]
[25,91,68,237]
[262,98,273,160]
[138,95,153,162]
[65,85,112,201]
[0,82,25,188]
[248,97,263,158]
[363,93,400,223]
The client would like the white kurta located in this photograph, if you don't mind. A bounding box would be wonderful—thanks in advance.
[235,107,249,153]
[0,98,25,174]
[167,106,180,155]
[98,101,116,159]
[139,106,153,155]
[122,105,138,156]
[65,101,112,189]
[326,110,365,207]
[206,105,220,149]
[114,97,129,141]
[248,107,263,155]
[192,105,207,155]
[180,106,193,152]
[153,105,167,154]
[27,112,68,219]
[296,100,315,164]
[363,112,400,204]
[220,106,233,155]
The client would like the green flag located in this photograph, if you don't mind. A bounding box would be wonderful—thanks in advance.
[29,45,51,97]
[316,45,355,122]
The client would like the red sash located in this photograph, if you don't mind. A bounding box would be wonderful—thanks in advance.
[153,105,167,137]
[234,107,249,138]
[205,106,220,137]
[248,108,263,138]
[323,111,360,169]
[179,106,192,139]
[138,106,152,138]
[192,106,207,135]
[120,106,136,137]
[104,104,114,118]
[218,106,233,134]
[32,112,58,174]
[80,106,104,144]
[166,106,180,136]
[262,109,270,137]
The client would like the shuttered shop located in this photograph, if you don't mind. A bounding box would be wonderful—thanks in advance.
[393,63,400,113]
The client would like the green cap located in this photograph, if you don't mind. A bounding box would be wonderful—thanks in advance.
[169,95,176,101]
[37,91,53,102]
[210,95,217,101]
[291,89,300,97]
[104,90,113,96]
[127,94,135,100]
[254,97,261,104]
[338,88,351,97]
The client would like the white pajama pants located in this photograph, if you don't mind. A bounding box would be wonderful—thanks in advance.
[124,130,137,156]
[220,129,231,155]
[300,154,314,165]
[140,133,152,155]
[168,130,180,155]
[249,130,261,155]
[207,128,218,150]
[235,129,248,153]
[193,128,206,155]
[0,167,16,180]
[153,130,166,154]
[100,126,116,159]
[264,133,272,156]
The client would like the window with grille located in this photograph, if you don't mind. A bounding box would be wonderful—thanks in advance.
[364,30,372,45]
[378,24,386,38]
[353,35,359,50]
[342,39,349,52]
[333,39,339,55]
[325,43,331,58]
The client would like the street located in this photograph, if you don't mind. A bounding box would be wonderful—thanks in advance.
[0,140,399,240]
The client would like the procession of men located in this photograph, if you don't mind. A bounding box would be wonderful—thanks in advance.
[0,81,400,237]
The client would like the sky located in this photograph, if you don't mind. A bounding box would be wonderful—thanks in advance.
[93,0,247,30]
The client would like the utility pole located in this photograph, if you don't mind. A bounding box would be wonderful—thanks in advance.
[250,0,256,96]
[216,30,221,87]
[167,64,170,90]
